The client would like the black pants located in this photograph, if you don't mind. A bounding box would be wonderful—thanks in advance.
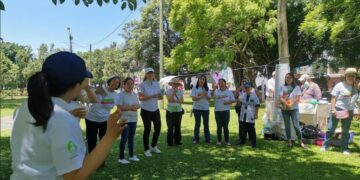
[166,111,183,145]
[85,119,107,153]
[239,121,256,147]
[140,109,161,151]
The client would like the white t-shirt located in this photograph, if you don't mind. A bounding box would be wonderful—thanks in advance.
[331,82,359,110]
[214,89,235,111]
[279,85,302,110]
[354,92,360,114]
[166,88,183,112]
[11,98,85,180]
[139,80,161,112]
[266,78,275,97]
[191,87,211,110]
[239,91,260,123]
[86,87,119,122]
[117,91,139,123]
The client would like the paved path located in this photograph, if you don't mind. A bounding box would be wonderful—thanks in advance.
[1,116,13,132]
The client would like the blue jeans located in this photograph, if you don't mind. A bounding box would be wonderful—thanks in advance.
[215,111,230,143]
[193,109,210,142]
[281,109,302,140]
[119,122,137,159]
[323,110,353,151]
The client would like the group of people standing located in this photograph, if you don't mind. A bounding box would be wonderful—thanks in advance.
[9,51,360,179]
[263,68,360,155]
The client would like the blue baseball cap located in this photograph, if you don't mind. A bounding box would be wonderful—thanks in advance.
[244,81,252,88]
[42,51,93,87]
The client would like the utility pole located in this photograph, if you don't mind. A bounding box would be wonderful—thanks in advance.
[273,0,291,124]
[67,27,73,53]
[278,0,289,64]
[159,0,165,109]
[159,0,164,79]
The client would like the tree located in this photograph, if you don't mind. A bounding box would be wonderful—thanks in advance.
[121,0,180,78]
[167,0,277,86]
[300,0,360,68]
[0,53,19,89]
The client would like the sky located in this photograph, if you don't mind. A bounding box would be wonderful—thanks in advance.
[0,0,145,54]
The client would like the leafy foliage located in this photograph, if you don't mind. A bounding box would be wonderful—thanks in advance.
[120,0,180,78]
[300,0,360,68]
[167,0,277,85]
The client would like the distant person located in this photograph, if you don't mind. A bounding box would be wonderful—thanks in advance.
[117,77,141,164]
[138,68,163,157]
[279,73,306,148]
[10,52,126,179]
[321,68,359,155]
[262,71,275,124]
[298,74,322,100]
[354,76,360,120]
[238,82,260,148]
[212,78,236,145]
[235,78,249,143]
[165,77,184,146]
[191,75,212,144]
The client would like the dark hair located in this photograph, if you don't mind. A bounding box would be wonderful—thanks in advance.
[123,77,134,85]
[27,72,84,131]
[107,76,121,89]
[196,75,209,91]
[218,78,226,83]
[284,73,298,89]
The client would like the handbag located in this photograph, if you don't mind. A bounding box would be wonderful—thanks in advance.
[335,110,349,119]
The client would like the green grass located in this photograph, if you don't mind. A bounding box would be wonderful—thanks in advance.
[0,97,27,118]
[1,98,360,179]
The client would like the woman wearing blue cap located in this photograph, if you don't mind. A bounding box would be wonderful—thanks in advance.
[10,52,127,179]
[238,81,260,147]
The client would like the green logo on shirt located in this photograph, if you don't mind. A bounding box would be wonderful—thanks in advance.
[67,141,77,154]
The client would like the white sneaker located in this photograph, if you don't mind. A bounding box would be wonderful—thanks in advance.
[144,150,152,157]
[118,159,130,164]
[129,155,140,162]
[216,142,222,145]
[150,146,161,153]
[343,150,351,155]
[320,147,326,152]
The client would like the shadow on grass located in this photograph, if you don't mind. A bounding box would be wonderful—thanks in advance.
[1,124,359,179]
[89,127,360,179]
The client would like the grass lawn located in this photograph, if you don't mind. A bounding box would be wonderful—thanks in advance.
[0,97,27,118]
[1,97,360,179]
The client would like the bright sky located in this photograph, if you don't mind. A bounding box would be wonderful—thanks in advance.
[1,0,144,54]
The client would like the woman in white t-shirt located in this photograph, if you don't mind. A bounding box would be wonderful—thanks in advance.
[321,68,359,155]
[117,77,141,164]
[191,75,212,144]
[10,52,126,180]
[138,68,163,157]
[279,73,306,148]
[85,76,121,165]
[212,78,236,145]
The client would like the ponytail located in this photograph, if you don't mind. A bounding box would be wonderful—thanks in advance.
[27,72,53,131]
